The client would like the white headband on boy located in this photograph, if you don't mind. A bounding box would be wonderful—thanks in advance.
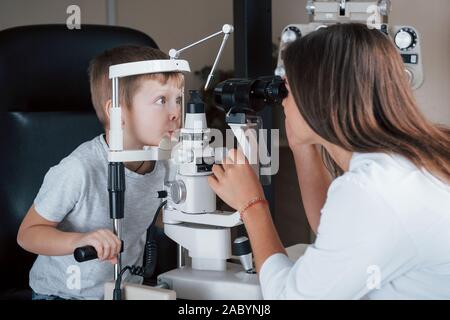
[109,59,191,79]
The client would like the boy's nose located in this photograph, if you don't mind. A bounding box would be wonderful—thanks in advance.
[169,109,180,121]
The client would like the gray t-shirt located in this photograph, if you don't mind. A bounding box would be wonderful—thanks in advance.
[30,134,166,300]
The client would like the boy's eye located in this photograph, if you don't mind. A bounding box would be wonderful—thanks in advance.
[155,97,166,105]
[176,97,183,105]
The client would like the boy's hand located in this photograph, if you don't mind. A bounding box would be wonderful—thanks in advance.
[73,229,122,264]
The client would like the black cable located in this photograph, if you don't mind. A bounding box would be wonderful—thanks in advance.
[143,200,167,278]
[147,200,167,233]
[143,238,158,279]
[113,266,131,300]
[113,199,167,300]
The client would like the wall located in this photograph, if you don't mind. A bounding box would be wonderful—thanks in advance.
[390,0,450,125]
[0,0,106,28]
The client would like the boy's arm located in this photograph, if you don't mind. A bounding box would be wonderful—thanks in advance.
[17,205,78,255]
[17,205,121,262]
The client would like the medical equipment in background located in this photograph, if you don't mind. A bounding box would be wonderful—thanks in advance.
[275,0,424,90]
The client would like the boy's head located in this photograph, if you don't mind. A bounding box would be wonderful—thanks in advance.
[89,45,184,147]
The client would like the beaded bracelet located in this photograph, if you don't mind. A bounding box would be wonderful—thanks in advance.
[238,197,268,220]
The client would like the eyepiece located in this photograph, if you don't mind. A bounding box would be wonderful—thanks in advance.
[187,90,205,114]
[213,76,287,114]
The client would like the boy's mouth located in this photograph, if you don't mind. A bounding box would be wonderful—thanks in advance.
[167,127,180,138]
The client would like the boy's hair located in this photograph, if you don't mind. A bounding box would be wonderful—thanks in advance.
[88,45,184,127]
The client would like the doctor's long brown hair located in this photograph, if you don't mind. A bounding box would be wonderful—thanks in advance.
[284,23,450,182]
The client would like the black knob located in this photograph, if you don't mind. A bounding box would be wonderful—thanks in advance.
[233,236,251,256]
[74,245,98,262]
[74,241,124,263]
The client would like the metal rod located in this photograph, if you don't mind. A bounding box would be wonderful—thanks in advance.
[177,244,184,268]
[175,30,223,57]
[205,33,230,90]
[113,219,122,280]
[106,0,117,26]
[181,87,185,129]
[112,77,119,109]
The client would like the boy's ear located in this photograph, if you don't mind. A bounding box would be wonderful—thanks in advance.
[103,99,112,126]
[103,99,125,127]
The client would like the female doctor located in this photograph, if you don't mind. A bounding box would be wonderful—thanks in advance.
[208,23,450,299]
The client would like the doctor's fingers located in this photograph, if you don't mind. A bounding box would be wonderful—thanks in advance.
[212,164,225,180]
[227,149,248,165]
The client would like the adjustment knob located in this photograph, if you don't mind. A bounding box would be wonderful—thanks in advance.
[394,28,417,51]
[168,180,186,204]
[233,236,254,273]
[281,26,301,44]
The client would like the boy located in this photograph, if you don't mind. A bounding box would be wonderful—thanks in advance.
[17,46,183,300]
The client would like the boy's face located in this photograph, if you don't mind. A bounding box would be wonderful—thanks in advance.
[124,77,182,147]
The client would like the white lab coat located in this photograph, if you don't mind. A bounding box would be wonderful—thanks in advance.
[260,152,450,299]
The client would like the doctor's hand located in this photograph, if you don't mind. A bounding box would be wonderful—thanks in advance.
[208,149,266,212]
